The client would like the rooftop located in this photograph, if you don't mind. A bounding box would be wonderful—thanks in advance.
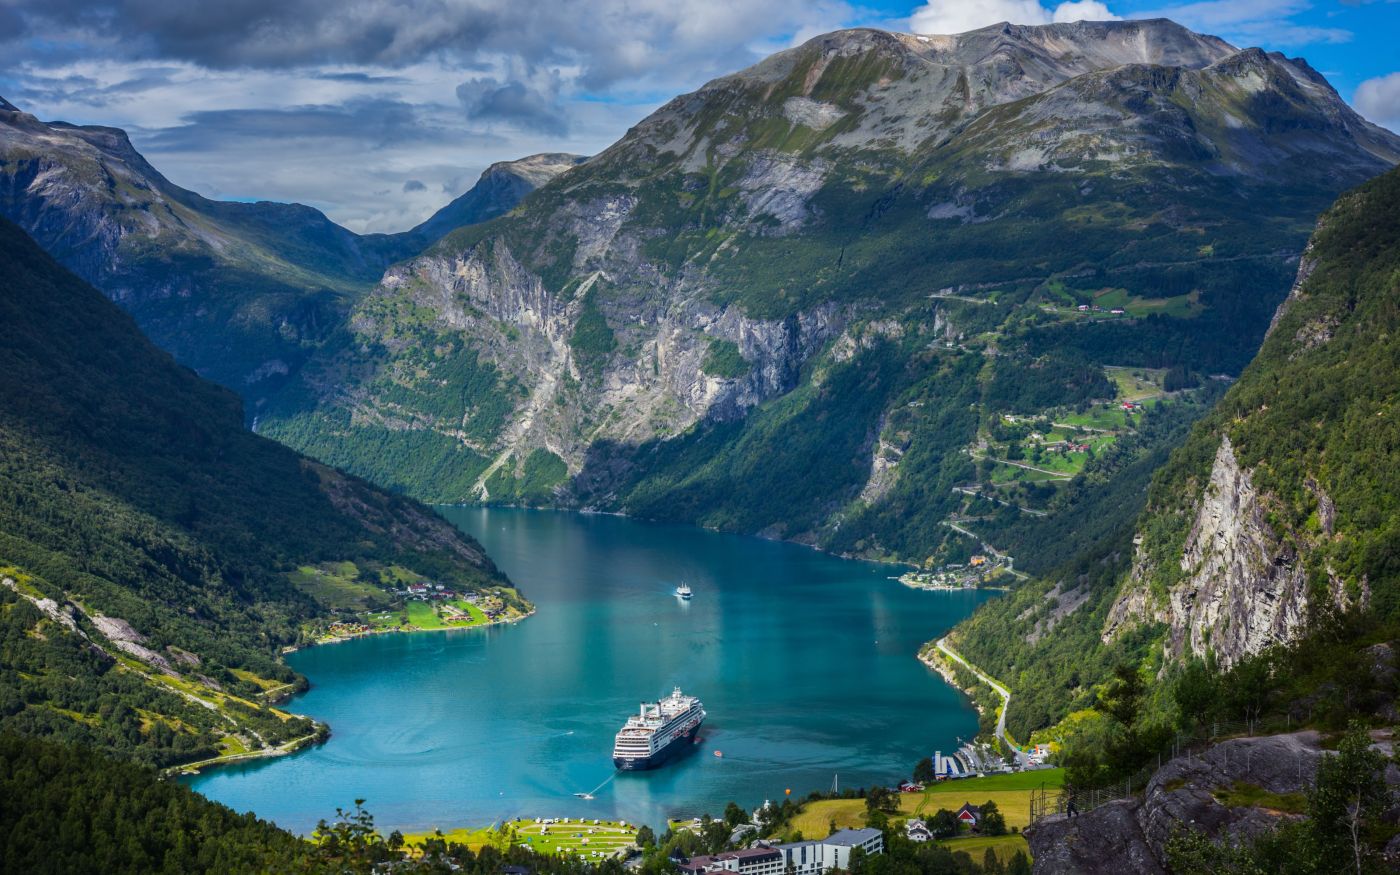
[823,828,883,847]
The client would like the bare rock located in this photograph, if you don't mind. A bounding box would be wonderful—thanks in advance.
[1026,800,1165,875]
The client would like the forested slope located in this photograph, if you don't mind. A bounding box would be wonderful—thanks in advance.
[0,218,517,767]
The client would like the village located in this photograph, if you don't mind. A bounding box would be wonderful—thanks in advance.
[896,552,1016,591]
[318,585,511,643]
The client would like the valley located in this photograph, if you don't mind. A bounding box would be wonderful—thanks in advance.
[2,10,1400,875]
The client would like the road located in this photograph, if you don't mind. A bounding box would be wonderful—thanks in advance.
[939,520,1029,580]
[936,637,1031,768]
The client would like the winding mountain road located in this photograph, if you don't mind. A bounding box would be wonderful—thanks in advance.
[936,637,1030,767]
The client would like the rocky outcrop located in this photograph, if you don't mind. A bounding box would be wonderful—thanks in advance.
[1026,731,1346,874]
[1104,435,1353,667]
[1025,799,1165,875]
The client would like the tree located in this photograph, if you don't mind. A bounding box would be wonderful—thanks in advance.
[983,847,1005,874]
[311,799,393,873]
[929,809,959,838]
[865,785,899,814]
[636,824,656,848]
[1006,850,1032,875]
[1307,724,1393,874]
[979,801,1007,836]
[724,801,747,828]
[1173,657,1219,731]
[913,756,936,784]
[1224,656,1274,733]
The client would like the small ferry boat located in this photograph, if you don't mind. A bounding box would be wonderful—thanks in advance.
[612,687,705,770]
[674,583,692,600]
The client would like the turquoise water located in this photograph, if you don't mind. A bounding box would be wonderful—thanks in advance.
[185,508,995,833]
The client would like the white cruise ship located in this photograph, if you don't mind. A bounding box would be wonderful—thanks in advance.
[612,687,705,770]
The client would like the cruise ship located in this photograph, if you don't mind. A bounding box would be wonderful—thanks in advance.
[612,687,705,770]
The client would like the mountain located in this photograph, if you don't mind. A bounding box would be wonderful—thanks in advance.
[0,101,578,400]
[0,217,520,769]
[951,163,1400,740]
[258,20,1399,569]
[405,153,588,248]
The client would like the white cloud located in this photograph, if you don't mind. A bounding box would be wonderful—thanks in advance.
[1138,0,1351,48]
[2,0,870,232]
[1354,72,1400,132]
[1052,1,1118,23]
[909,0,1118,35]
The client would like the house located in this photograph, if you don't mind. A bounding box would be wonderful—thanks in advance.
[969,555,987,567]
[1076,304,1089,312]
[1110,308,1125,315]
[905,819,932,843]
[955,803,982,828]
[898,781,924,793]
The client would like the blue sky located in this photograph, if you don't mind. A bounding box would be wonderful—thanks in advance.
[2,0,1395,232]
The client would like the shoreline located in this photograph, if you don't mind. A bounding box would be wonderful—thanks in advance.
[281,605,536,655]
[167,730,325,778]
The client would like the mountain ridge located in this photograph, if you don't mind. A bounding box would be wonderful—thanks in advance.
[259,20,1399,572]
[0,99,578,398]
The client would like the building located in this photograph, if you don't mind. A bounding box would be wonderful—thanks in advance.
[955,803,982,828]
[771,828,884,875]
[905,819,932,843]
[684,829,883,875]
[679,848,784,875]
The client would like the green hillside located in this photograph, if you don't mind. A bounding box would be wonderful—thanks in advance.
[0,218,519,768]
[950,165,1400,742]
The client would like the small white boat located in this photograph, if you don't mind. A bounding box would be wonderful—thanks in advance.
[674,584,692,600]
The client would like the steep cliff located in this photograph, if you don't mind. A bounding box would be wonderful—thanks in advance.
[1104,165,1400,668]
[261,20,1397,569]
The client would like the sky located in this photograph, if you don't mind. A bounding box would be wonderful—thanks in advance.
[2,0,1395,233]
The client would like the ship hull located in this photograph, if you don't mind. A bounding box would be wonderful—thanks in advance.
[613,721,703,771]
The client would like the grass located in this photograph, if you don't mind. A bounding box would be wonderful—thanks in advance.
[789,770,1065,837]
[405,819,637,860]
[939,834,1029,865]
[403,825,507,852]
[1104,366,1166,401]
[1212,781,1306,814]
[287,562,387,611]
[229,668,280,690]
[404,599,488,630]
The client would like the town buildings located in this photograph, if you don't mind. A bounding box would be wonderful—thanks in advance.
[679,828,884,875]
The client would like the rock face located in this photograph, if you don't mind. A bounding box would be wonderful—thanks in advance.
[1104,435,1332,667]
[1027,732,1328,874]
[0,100,572,397]
[259,21,1396,557]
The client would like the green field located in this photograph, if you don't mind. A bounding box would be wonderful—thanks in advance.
[404,598,488,630]
[406,819,637,859]
[940,834,1030,865]
[1092,287,1201,318]
[288,562,387,610]
[788,770,1064,838]
[1103,366,1166,401]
